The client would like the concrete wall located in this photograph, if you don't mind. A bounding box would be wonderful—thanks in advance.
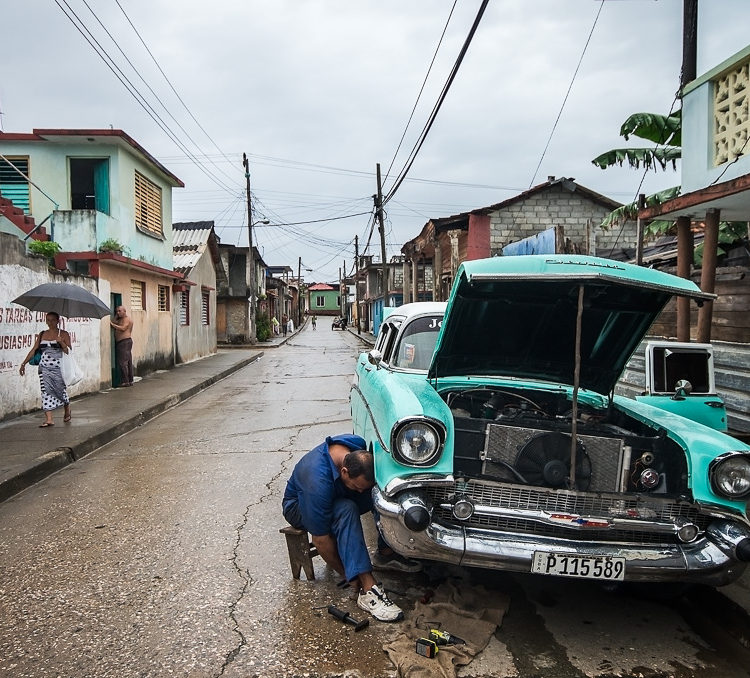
[220,298,251,343]
[1,138,175,270]
[489,184,632,255]
[682,45,750,193]
[466,214,491,260]
[175,250,217,363]
[0,233,105,420]
[99,261,173,377]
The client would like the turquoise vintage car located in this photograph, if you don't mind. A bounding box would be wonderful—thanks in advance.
[350,255,750,586]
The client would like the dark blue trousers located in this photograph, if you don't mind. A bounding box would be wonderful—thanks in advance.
[283,496,387,582]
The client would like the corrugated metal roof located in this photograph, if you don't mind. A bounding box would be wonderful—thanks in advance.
[173,221,213,274]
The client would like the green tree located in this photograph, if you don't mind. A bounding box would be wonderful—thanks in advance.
[256,314,271,342]
[592,110,747,264]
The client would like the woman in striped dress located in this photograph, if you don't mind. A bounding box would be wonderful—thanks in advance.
[19,312,72,427]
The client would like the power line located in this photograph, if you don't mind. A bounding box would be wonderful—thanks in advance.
[383,0,490,206]
[113,0,239,176]
[253,211,371,227]
[383,0,458,184]
[53,0,238,195]
[527,0,604,188]
[78,0,238,190]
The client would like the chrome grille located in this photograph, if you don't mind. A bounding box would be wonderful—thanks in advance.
[425,480,708,544]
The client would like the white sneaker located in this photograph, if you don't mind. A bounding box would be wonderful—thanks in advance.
[357,584,404,622]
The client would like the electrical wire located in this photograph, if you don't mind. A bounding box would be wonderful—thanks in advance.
[113,0,239,176]
[527,0,604,188]
[78,0,238,189]
[383,0,458,184]
[383,0,490,206]
[53,0,237,195]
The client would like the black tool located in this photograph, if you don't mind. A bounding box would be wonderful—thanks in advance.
[415,637,438,658]
[328,605,369,631]
[429,629,466,646]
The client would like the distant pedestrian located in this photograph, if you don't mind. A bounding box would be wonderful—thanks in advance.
[272,316,280,335]
[287,318,294,334]
[282,314,288,337]
[110,305,134,387]
[312,315,317,330]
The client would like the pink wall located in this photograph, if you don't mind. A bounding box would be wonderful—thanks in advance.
[466,214,490,260]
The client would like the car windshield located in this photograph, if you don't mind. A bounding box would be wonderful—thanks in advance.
[392,315,443,371]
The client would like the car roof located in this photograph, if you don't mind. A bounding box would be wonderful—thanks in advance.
[383,302,447,323]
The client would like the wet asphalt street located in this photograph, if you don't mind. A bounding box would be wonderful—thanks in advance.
[1,318,749,677]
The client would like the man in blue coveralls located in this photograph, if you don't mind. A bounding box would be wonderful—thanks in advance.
[282,434,420,622]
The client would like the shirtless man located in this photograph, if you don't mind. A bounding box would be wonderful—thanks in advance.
[110,305,134,386]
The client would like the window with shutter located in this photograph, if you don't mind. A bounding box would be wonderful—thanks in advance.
[0,156,31,213]
[134,170,163,238]
[180,291,190,326]
[158,285,170,311]
[201,291,210,325]
[130,280,145,310]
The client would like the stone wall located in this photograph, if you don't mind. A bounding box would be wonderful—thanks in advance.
[489,184,636,256]
[0,232,105,421]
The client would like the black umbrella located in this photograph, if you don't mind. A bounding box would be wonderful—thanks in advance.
[12,282,112,319]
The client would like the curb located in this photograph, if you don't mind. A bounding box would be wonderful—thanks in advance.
[0,352,263,503]
[0,448,75,503]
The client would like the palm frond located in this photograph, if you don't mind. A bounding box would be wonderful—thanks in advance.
[591,147,681,171]
[620,111,682,146]
[599,186,682,230]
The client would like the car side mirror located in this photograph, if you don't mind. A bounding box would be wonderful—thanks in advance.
[367,349,383,368]
[672,379,692,400]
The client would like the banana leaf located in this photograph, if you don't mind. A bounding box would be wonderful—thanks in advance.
[591,146,681,171]
[620,111,682,146]
[600,186,681,230]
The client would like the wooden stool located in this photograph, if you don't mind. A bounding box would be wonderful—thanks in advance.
[279,526,319,580]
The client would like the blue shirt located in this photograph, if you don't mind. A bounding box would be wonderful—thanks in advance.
[282,434,367,536]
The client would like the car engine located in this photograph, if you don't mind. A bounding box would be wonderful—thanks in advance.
[443,387,690,497]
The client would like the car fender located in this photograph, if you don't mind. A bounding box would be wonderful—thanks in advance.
[614,394,750,512]
[350,360,453,488]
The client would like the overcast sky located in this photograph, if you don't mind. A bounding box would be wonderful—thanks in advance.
[1,1,747,282]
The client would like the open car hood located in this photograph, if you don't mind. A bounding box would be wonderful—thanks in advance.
[428,255,714,395]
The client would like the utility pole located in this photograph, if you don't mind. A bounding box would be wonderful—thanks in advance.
[676,0,698,338]
[354,235,361,334]
[635,193,646,266]
[242,152,257,344]
[375,163,388,308]
[341,259,349,324]
[297,256,302,328]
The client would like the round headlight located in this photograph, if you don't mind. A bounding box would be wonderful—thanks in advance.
[392,420,442,466]
[711,454,750,499]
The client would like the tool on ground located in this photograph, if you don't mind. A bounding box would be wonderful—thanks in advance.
[327,605,369,631]
[415,637,439,658]
[429,629,466,646]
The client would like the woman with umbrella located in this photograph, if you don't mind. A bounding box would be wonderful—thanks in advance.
[19,312,72,427]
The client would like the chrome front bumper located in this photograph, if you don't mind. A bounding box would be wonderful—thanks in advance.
[373,487,750,586]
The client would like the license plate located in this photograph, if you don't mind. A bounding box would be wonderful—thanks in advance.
[531,552,625,581]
